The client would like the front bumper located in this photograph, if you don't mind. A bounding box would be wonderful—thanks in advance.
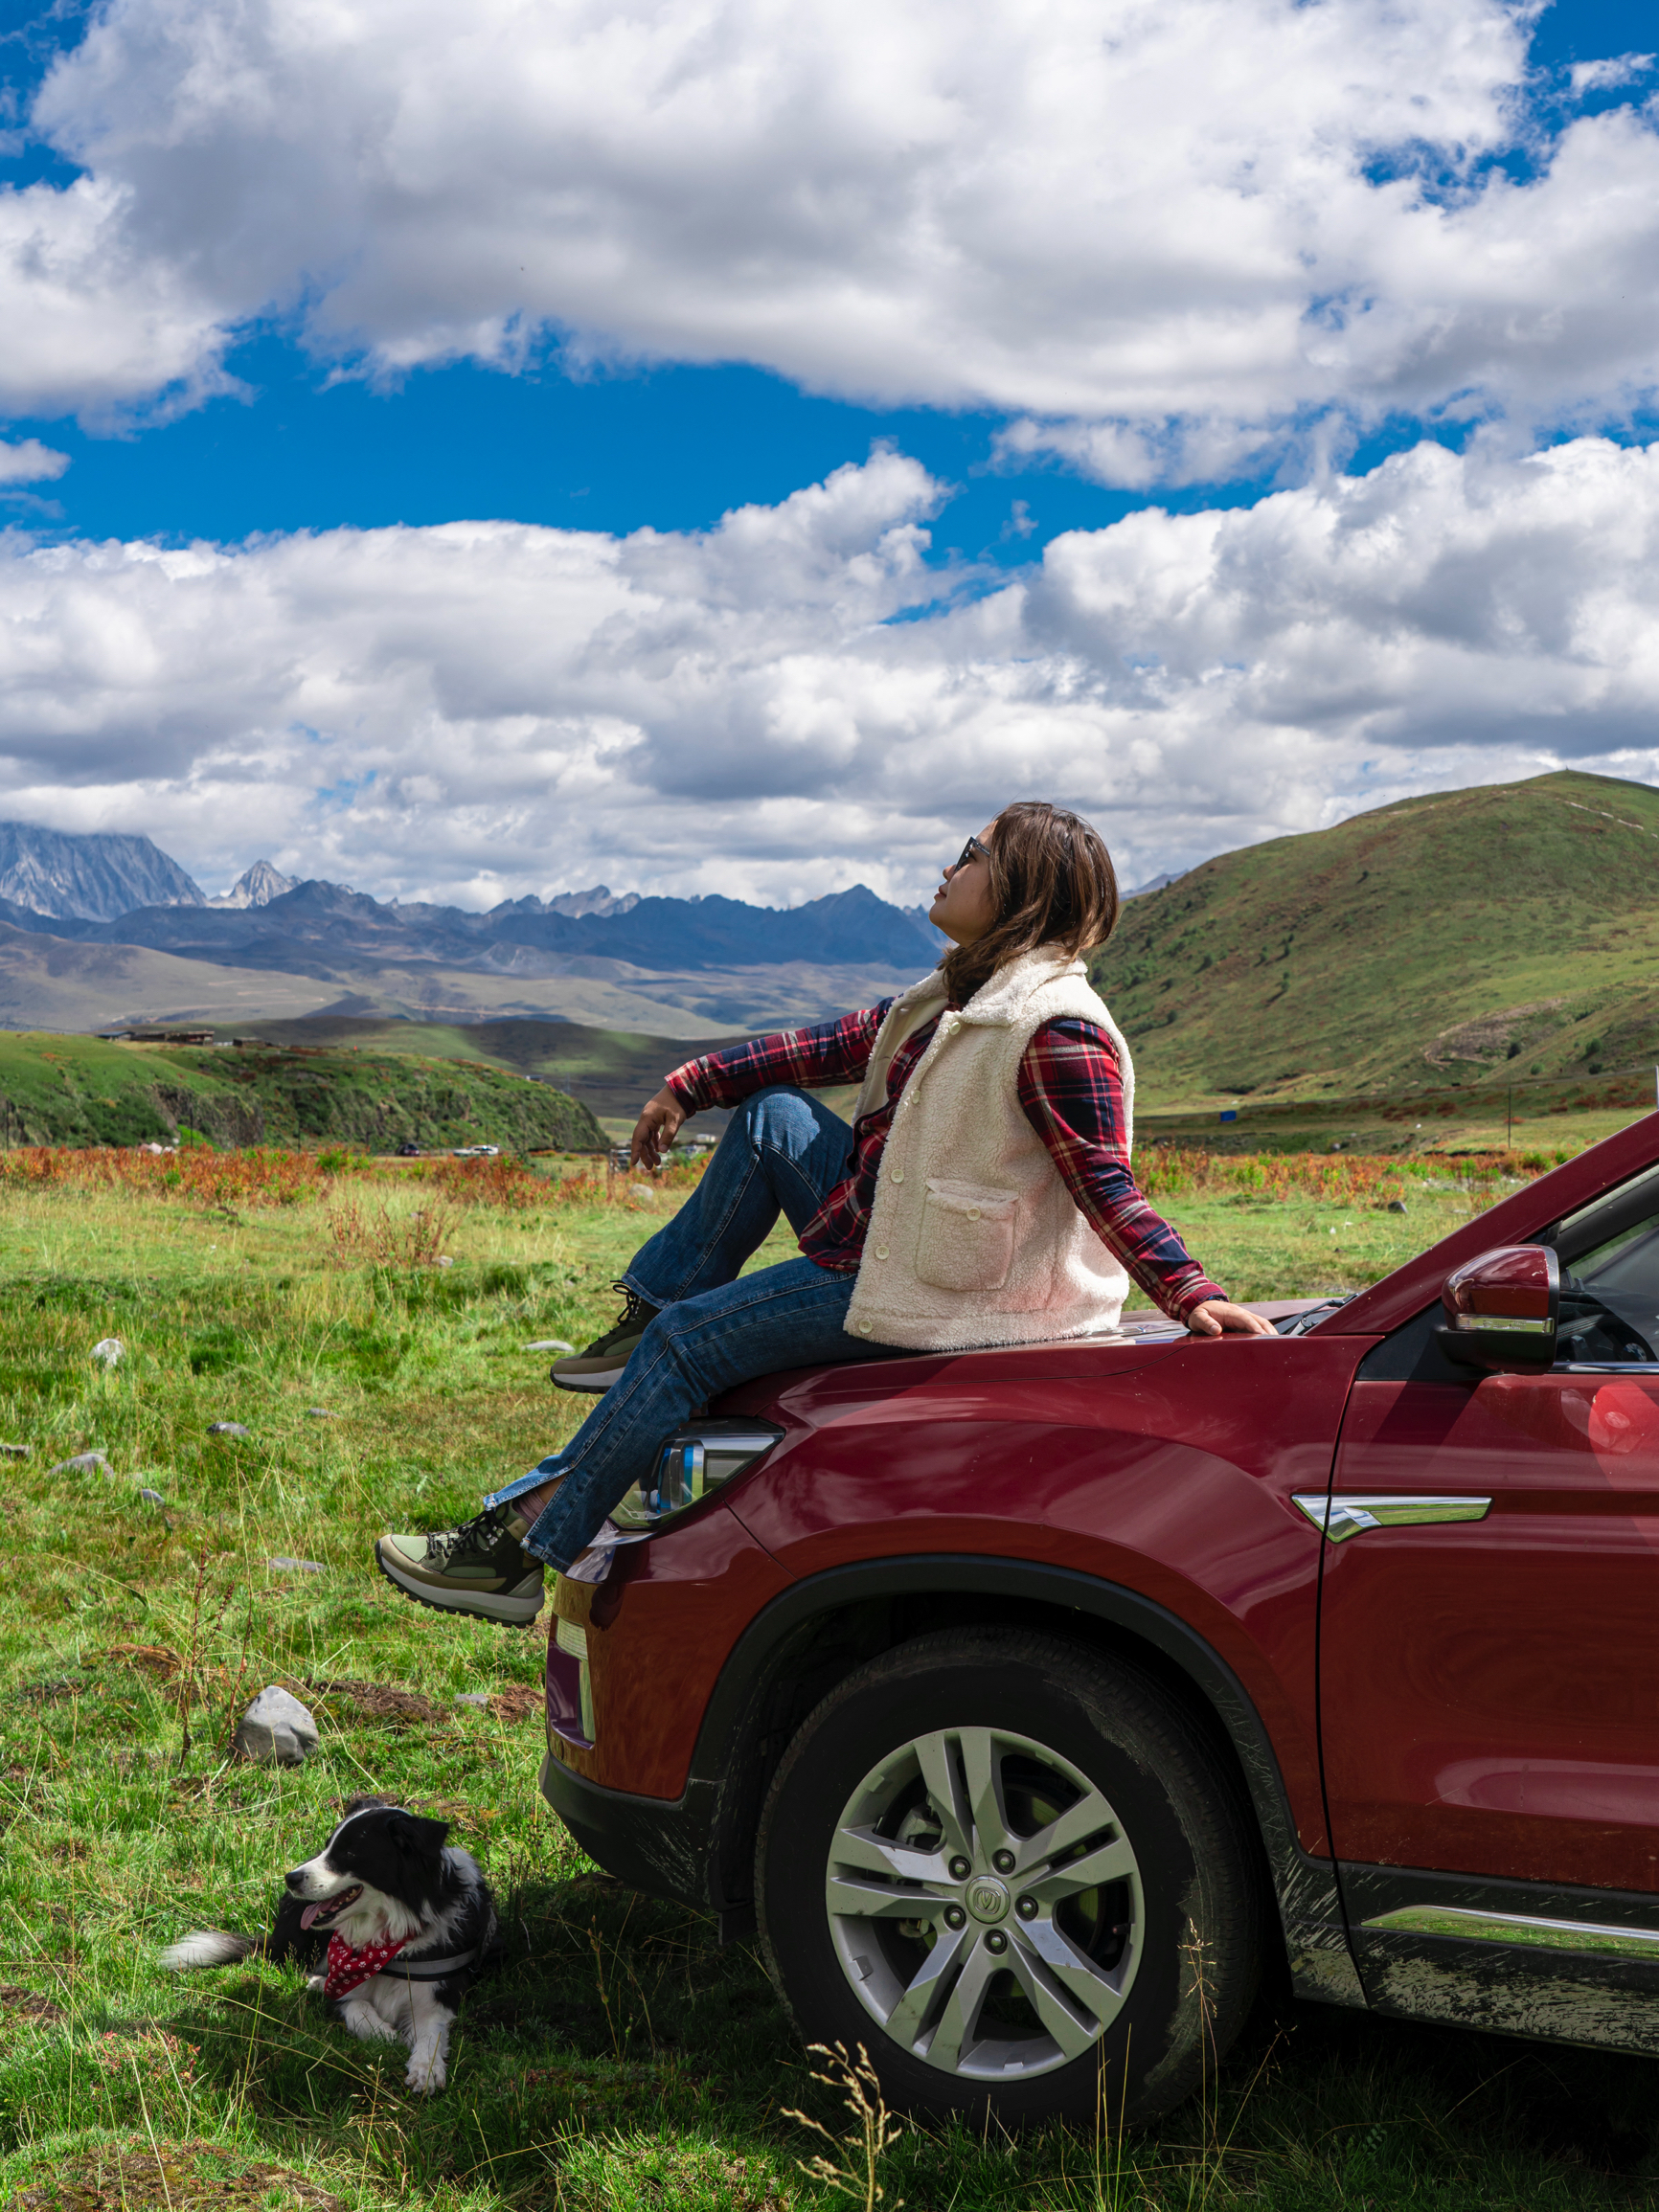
[538,1750,721,1915]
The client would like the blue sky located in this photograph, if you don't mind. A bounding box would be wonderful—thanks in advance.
[2,339,1207,560]
[0,0,1658,911]
[0,0,1648,560]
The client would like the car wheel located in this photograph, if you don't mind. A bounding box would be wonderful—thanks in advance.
[756,1627,1264,2125]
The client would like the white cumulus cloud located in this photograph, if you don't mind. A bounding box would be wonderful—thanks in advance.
[0,174,233,421]
[0,439,70,485]
[1570,56,1653,93]
[5,0,1659,466]
[0,440,1655,907]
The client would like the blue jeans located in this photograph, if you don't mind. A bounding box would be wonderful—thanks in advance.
[488,1087,896,1570]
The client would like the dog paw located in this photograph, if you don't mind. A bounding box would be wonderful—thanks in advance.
[339,2002,398,2043]
[405,2053,446,2095]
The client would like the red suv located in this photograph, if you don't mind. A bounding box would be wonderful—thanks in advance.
[540,1114,1659,2123]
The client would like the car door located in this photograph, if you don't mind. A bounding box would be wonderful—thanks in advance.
[1316,1162,1659,1990]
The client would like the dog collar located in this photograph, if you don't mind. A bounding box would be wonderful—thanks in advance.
[390,1947,481,1979]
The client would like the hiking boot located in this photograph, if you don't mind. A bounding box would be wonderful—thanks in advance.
[375,1503,545,1626]
[551,1281,661,1393]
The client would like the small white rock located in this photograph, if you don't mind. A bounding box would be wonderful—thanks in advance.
[0,1443,29,1459]
[138,1487,167,1506]
[454,1691,489,1708]
[305,1407,335,1419]
[267,1556,326,1574]
[524,1340,576,1354]
[207,1421,250,1437]
[91,1339,124,1366]
[233,1686,319,1767]
[438,1256,454,1268]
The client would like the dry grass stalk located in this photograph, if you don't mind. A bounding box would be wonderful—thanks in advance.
[1091,2027,1134,2212]
[174,1543,234,1766]
[325,1198,460,1267]
[783,2041,905,2212]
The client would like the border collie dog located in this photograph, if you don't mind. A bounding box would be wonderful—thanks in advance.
[162,1797,496,2093]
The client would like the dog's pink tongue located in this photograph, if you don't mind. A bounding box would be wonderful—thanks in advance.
[299,1902,327,1930]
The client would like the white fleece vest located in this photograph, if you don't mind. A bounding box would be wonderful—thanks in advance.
[843,948,1136,1352]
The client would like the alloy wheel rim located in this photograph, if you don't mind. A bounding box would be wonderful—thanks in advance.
[824,1724,1143,2080]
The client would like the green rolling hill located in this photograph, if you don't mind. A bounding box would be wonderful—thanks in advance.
[0,1033,605,1152]
[199,1015,745,1125]
[1091,769,1659,1108]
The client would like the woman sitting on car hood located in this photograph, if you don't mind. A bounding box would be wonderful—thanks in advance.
[375,801,1271,1625]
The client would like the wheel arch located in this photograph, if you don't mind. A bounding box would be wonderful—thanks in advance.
[694,1553,1365,2009]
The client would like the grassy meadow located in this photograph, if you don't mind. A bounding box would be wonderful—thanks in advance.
[0,1133,1656,2211]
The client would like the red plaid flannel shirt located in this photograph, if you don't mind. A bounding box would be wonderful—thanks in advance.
[665,1000,1224,1322]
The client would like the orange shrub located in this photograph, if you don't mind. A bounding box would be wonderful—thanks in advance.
[1132,1146,1550,1207]
[0,1141,711,1214]
[0,1144,330,1206]
[420,1154,554,1209]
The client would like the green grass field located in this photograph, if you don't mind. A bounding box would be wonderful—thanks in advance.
[1,1146,1656,2212]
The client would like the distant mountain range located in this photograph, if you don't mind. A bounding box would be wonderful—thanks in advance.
[0,820,944,1033]
[0,869,941,977]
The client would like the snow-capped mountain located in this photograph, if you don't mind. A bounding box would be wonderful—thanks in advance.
[208,860,299,910]
[541,886,641,919]
[0,822,205,921]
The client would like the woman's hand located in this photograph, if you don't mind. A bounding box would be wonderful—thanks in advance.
[631,1086,688,1172]
[1186,1298,1276,1338]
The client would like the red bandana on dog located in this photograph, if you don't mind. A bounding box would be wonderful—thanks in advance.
[324,1930,408,1999]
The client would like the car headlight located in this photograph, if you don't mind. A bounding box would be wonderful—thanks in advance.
[611,1418,784,1531]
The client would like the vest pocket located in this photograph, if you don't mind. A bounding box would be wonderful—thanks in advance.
[915,1179,1019,1293]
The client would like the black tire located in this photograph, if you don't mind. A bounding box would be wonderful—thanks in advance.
[756,1627,1265,2126]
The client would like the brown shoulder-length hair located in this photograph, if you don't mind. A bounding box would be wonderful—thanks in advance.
[940,801,1120,1007]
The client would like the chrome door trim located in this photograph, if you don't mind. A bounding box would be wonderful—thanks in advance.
[1555,1363,1659,1374]
[1363,1904,1659,1960]
[1291,1493,1493,1543]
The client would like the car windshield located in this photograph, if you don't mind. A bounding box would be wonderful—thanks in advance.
[1556,1162,1659,1365]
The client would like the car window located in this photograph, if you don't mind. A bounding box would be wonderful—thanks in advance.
[1557,1168,1659,1365]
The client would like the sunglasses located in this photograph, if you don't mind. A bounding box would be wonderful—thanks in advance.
[953,834,992,871]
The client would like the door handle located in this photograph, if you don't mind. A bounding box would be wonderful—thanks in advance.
[1292,1493,1493,1543]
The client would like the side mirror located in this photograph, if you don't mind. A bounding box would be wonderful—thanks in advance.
[1437,1245,1558,1372]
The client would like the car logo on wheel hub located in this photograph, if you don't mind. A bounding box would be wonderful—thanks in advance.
[966,1876,1011,1924]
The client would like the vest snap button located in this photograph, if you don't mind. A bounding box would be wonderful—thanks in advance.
[876,1246,888,1259]
[967,1208,980,1220]
[892,1169,904,1184]
[858,1320,873,1335]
